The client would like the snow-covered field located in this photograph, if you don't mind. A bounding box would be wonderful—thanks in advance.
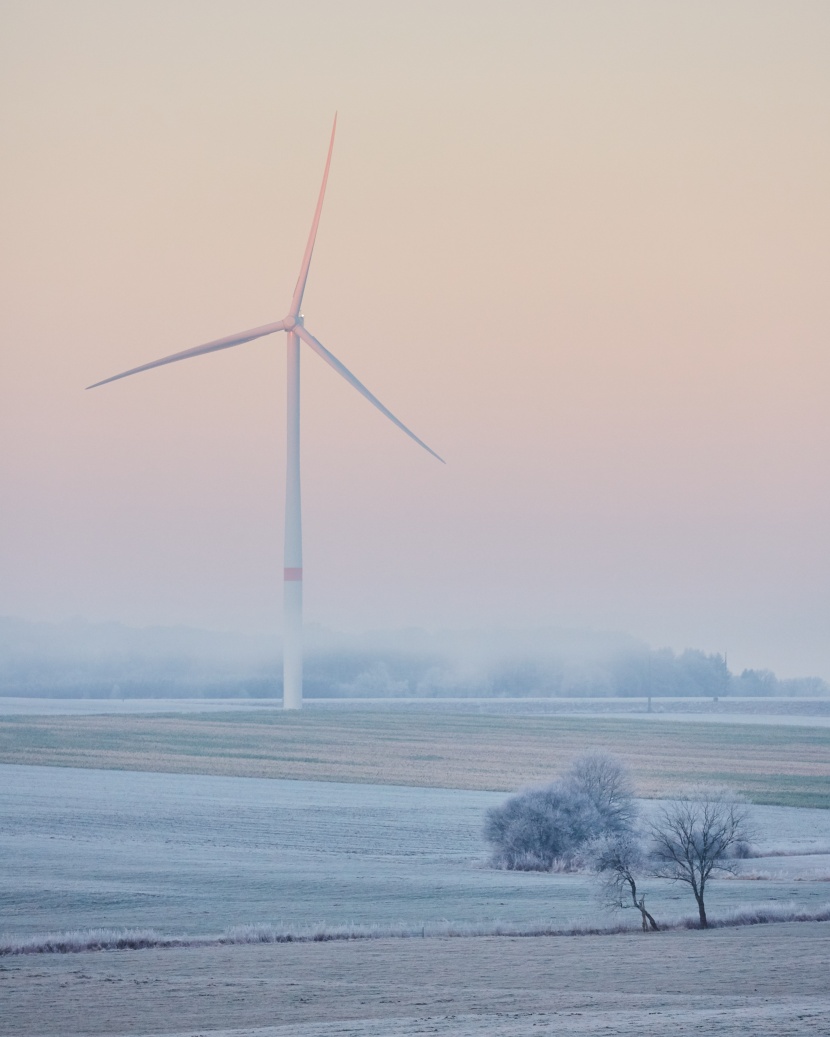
[2,764,828,944]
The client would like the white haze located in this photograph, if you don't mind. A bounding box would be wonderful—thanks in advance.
[1,616,825,700]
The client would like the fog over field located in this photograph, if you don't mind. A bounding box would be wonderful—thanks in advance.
[2,616,827,700]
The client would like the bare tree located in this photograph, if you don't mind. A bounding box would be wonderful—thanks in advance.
[592,831,659,931]
[650,787,752,928]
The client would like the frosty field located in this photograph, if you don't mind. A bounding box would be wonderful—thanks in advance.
[3,763,830,1036]
[2,763,829,943]
[2,709,828,1034]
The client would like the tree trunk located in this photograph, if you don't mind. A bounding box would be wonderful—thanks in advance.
[637,896,660,932]
[696,895,708,928]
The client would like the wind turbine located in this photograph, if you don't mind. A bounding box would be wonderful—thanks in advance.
[87,116,444,709]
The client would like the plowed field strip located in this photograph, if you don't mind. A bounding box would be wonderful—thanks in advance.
[2,923,830,1037]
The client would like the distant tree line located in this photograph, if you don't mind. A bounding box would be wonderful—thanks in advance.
[0,616,826,698]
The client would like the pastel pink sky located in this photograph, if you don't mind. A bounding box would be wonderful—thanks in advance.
[1,1,829,677]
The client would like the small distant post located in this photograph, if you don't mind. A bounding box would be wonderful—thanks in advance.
[647,654,653,713]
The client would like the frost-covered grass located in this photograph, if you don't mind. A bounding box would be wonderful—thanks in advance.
[3,766,829,949]
[663,901,830,929]
[0,920,643,955]
[725,869,830,882]
[4,903,830,956]
[745,842,830,858]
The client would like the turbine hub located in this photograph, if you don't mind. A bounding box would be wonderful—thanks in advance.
[283,314,304,332]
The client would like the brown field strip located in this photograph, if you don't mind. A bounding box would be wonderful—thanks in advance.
[0,710,827,805]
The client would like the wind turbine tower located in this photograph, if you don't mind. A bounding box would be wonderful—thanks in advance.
[88,117,444,708]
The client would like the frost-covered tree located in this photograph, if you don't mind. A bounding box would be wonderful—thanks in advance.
[591,830,659,931]
[562,752,636,834]
[484,753,636,870]
[649,787,753,928]
[484,784,603,869]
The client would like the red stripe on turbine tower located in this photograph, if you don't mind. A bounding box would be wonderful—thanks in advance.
[284,568,303,581]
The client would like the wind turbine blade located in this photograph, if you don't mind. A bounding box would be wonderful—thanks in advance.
[296,325,445,464]
[289,114,337,316]
[86,320,286,389]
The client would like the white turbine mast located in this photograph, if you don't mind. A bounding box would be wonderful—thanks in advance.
[88,116,444,709]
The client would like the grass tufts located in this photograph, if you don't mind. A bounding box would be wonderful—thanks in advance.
[2,903,829,957]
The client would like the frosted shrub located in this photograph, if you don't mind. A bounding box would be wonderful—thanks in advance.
[562,753,636,833]
[484,753,636,870]
[485,785,603,869]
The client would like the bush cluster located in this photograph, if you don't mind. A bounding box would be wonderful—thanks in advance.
[484,753,634,870]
